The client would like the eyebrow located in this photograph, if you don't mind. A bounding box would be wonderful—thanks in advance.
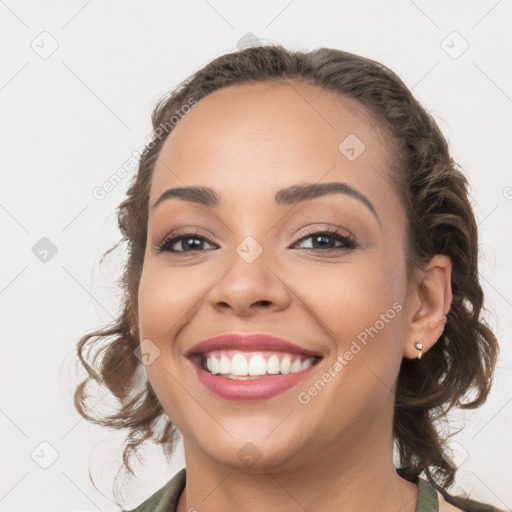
[151,182,379,222]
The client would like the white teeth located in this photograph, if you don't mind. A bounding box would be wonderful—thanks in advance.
[211,354,219,374]
[219,354,231,374]
[280,355,291,374]
[231,353,248,376]
[203,351,317,378]
[300,358,313,371]
[248,354,267,376]
[267,355,280,374]
[290,358,302,373]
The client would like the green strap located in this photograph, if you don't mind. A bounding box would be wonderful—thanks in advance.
[416,478,439,512]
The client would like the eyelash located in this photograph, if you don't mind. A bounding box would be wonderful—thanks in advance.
[155,228,357,256]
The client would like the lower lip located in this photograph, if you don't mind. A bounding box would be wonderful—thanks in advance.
[191,360,320,401]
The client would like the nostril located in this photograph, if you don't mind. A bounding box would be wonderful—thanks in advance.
[252,300,272,307]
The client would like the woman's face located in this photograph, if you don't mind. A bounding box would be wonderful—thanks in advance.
[138,81,413,470]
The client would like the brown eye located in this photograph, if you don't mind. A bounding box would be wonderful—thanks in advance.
[292,229,356,251]
[156,231,218,255]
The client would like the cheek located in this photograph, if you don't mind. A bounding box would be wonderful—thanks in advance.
[137,266,174,340]
[137,260,208,341]
[137,262,192,358]
[306,253,405,334]
[136,262,201,433]
[307,250,407,388]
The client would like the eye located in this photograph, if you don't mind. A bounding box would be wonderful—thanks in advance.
[156,230,218,255]
[155,227,357,256]
[291,228,356,252]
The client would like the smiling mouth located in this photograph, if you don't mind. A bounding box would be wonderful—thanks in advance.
[193,350,323,380]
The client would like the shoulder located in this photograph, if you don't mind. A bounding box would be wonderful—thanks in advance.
[436,490,465,512]
[122,468,186,512]
[427,481,505,512]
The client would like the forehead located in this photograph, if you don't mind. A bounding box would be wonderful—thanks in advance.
[150,81,396,210]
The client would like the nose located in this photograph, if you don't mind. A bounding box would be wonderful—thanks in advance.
[207,246,291,317]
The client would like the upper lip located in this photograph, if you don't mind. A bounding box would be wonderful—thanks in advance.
[184,333,322,358]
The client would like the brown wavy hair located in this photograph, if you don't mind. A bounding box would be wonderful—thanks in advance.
[75,44,500,510]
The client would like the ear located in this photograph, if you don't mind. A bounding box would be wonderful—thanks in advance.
[403,254,453,359]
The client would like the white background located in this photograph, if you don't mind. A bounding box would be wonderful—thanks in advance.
[1,1,511,511]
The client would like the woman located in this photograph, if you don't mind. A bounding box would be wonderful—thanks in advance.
[75,44,502,511]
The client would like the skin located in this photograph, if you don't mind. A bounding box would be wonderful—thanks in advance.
[137,81,453,512]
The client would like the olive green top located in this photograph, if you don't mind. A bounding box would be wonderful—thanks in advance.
[123,468,446,512]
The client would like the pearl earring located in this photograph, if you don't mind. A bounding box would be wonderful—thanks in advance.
[414,342,423,360]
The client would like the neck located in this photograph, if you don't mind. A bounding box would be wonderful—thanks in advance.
[176,423,418,512]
